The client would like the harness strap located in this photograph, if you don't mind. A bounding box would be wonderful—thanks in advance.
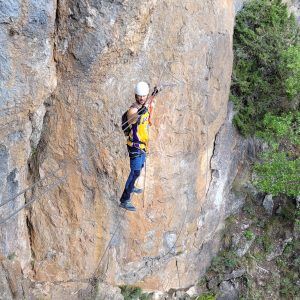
[128,137,146,146]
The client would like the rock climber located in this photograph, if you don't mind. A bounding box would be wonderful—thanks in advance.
[119,81,156,211]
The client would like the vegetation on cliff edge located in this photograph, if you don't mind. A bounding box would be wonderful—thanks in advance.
[230,0,300,197]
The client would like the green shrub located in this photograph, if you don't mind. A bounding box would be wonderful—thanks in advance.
[119,285,143,300]
[231,0,300,198]
[253,111,299,197]
[276,257,288,268]
[279,45,300,99]
[196,292,216,300]
[280,200,298,221]
[262,234,273,253]
[210,250,240,273]
[7,252,16,260]
[244,229,255,240]
[253,151,300,197]
[231,0,299,136]
[280,277,300,298]
[256,112,300,150]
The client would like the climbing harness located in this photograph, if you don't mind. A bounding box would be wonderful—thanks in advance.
[0,104,147,225]
[139,63,169,207]
[121,85,162,137]
[0,86,160,225]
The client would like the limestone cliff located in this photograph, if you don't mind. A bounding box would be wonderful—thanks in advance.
[0,0,235,296]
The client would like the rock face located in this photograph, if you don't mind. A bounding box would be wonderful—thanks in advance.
[0,0,235,295]
[0,0,57,274]
[263,194,274,215]
[0,255,30,300]
[284,0,300,23]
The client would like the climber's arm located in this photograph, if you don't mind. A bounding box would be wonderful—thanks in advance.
[127,107,139,125]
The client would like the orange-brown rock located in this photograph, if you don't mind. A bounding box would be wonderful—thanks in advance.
[0,0,237,295]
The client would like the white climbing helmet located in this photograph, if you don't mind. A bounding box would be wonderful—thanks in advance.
[135,81,149,96]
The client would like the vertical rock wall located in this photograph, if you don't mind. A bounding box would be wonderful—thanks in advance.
[0,0,234,294]
[0,0,57,272]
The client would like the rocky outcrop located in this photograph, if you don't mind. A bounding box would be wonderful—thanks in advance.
[0,0,235,295]
[188,101,254,282]
[284,0,300,22]
[0,0,57,274]
[0,254,30,300]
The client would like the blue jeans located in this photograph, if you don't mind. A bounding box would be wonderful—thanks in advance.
[120,146,146,203]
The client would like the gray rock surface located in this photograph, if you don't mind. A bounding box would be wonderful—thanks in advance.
[296,196,300,208]
[0,0,57,269]
[233,0,247,15]
[266,237,293,261]
[217,281,239,300]
[283,0,300,23]
[224,268,246,281]
[0,255,30,300]
[0,265,13,300]
[235,234,255,257]
[185,285,202,297]
[148,291,169,300]
[193,102,254,276]
[29,104,46,149]
[263,194,274,215]
[95,282,124,300]
[168,290,190,299]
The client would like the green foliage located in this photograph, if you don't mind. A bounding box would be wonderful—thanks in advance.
[279,45,300,99]
[231,0,300,136]
[256,111,300,149]
[196,292,216,300]
[253,111,299,197]
[280,200,298,220]
[119,285,143,300]
[7,252,16,260]
[210,250,240,273]
[276,257,288,268]
[30,146,38,162]
[244,229,255,240]
[253,151,300,197]
[225,215,237,225]
[261,234,273,253]
[140,293,151,300]
[280,277,300,298]
[243,202,255,216]
[274,227,300,298]
[230,0,300,198]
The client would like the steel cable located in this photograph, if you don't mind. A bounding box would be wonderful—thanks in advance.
[0,165,64,209]
[0,174,67,226]
[0,102,152,214]
[0,63,179,217]
[0,62,209,293]
[86,65,173,280]
[82,65,194,286]
[91,209,126,281]
[92,63,197,287]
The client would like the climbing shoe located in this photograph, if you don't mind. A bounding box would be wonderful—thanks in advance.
[133,187,143,194]
[120,201,136,211]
